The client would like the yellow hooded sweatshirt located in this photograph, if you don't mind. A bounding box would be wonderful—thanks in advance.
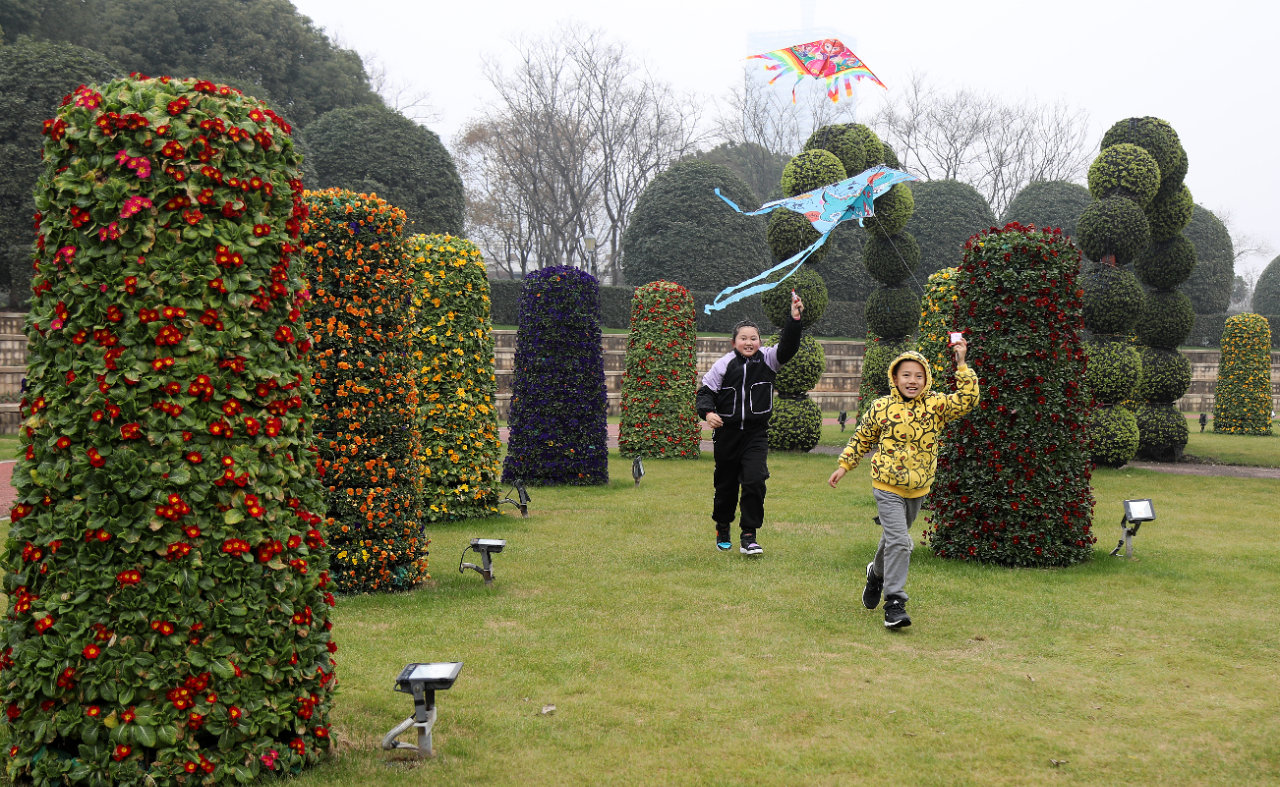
[837,350,980,498]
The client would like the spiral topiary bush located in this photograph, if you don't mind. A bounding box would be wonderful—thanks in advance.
[4,76,335,783]
[767,334,827,394]
[405,234,502,521]
[1081,265,1145,335]
[924,223,1094,567]
[617,281,701,459]
[1077,196,1151,265]
[803,124,864,176]
[1134,290,1195,350]
[761,266,827,330]
[1134,346,1191,404]
[1135,235,1197,291]
[866,286,922,338]
[1085,340,1143,404]
[503,266,609,485]
[1133,402,1190,462]
[1087,143,1161,207]
[767,209,829,265]
[863,231,920,285]
[767,394,823,452]
[1212,313,1274,435]
[1087,406,1141,467]
[1145,183,1194,242]
[780,149,845,197]
[862,184,915,238]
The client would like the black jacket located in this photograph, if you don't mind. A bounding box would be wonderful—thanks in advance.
[695,316,802,429]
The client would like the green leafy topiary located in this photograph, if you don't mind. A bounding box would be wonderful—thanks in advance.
[881,142,901,170]
[1133,401,1190,462]
[766,334,827,395]
[863,183,915,238]
[1252,254,1280,315]
[1077,195,1151,265]
[1081,265,1144,335]
[1145,183,1194,242]
[1100,117,1182,186]
[1087,143,1161,207]
[803,124,865,177]
[406,234,502,521]
[999,180,1093,241]
[862,231,920,286]
[924,223,1094,567]
[1135,289,1195,350]
[1133,346,1191,404]
[761,266,828,329]
[6,76,335,783]
[767,208,829,265]
[1084,339,1142,405]
[767,394,823,452]
[1087,405,1140,467]
[1135,235,1197,291]
[905,180,996,279]
[849,124,883,167]
[1212,313,1274,435]
[1182,205,1235,314]
[618,281,701,459]
[865,286,921,338]
[779,149,845,197]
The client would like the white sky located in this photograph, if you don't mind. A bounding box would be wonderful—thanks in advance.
[292,0,1277,280]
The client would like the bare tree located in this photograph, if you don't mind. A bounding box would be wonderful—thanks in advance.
[873,72,1092,215]
[457,25,701,282]
[712,75,859,161]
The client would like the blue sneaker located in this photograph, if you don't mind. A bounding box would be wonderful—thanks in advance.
[716,540,732,551]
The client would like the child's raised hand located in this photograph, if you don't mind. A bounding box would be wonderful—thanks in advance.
[828,466,846,488]
[791,290,805,321]
[949,331,968,366]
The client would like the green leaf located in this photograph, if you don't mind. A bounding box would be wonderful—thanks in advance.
[134,724,156,748]
[224,508,245,525]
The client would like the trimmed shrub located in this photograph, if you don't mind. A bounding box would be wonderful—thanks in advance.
[406,235,502,521]
[767,394,823,452]
[4,76,334,783]
[905,180,996,279]
[1134,346,1191,404]
[1087,143,1161,207]
[1133,402,1190,461]
[767,208,829,265]
[503,266,609,484]
[767,334,827,395]
[617,281,701,459]
[1146,183,1194,242]
[303,190,425,593]
[863,231,920,285]
[1081,264,1145,336]
[1135,289,1195,350]
[1077,195,1151,265]
[780,149,845,197]
[1087,405,1141,467]
[804,124,865,177]
[621,159,772,292]
[1085,340,1142,405]
[924,223,1094,567]
[999,180,1092,242]
[761,266,828,330]
[1182,205,1234,314]
[1100,117,1181,184]
[916,267,962,383]
[1212,313,1274,435]
[1135,235,1197,291]
[881,142,901,170]
[1253,254,1280,315]
[865,286,921,338]
[850,124,883,166]
[862,183,915,238]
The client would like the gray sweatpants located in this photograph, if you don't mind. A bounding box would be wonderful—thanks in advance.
[871,488,924,602]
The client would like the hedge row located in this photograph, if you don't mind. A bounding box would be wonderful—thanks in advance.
[489,279,867,337]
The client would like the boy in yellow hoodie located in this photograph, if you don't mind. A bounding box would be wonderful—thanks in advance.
[828,338,979,628]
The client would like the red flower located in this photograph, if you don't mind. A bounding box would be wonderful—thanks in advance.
[82,644,101,659]
[112,744,131,761]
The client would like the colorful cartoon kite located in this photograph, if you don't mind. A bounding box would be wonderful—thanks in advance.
[705,164,918,314]
[751,38,886,103]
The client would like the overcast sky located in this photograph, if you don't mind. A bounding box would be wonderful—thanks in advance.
[292,0,1277,280]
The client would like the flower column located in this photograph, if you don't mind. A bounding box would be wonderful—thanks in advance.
[4,77,334,784]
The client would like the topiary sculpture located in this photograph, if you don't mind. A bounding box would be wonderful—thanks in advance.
[1212,313,1274,435]
[618,281,701,459]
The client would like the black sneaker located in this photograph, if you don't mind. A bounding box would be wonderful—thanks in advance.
[740,534,763,556]
[716,526,731,552]
[884,598,911,629]
[862,562,883,609]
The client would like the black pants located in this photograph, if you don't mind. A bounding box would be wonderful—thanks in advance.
[712,424,770,538]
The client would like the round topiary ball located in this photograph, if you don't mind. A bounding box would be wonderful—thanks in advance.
[1146,183,1194,242]
[1088,143,1161,207]
[1077,195,1151,265]
[1000,180,1093,240]
[780,149,846,197]
[1087,405,1139,468]
[804,124,865,176]
[1100,117,1182,185]
[767,208,830,264]
[1161,144,1189,189]
[1133,401,1190,462]
[863,231,920,285]
[864,184,915,238]
[1081,264,1145,335]
[865,285,921,338]
[1085,339,1142,404]
[1134,345,1191,404]
[766,334,827,394]
[768,394,823,452]
[1135,289,1196,350]
[1251,253,1280,314]
[1135,235,1197,291]
[850,124,884,166]
[761,266,828,329]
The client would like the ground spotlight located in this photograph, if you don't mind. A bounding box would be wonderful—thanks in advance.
[1110,498,1156,557]
[459,538,506,585]
[502,481,530,517]
[632,456,645,486]
[381,662,463,758]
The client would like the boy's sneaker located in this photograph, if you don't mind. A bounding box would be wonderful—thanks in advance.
[883,598,911,629]
[740,538,763,556]
[716,540,733,551]
[862,563,883,609]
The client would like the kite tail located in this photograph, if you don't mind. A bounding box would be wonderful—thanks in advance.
[703,233,832,314]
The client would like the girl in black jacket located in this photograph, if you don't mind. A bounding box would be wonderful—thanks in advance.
[695,294,805,554]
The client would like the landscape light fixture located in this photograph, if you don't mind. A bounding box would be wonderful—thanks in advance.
[381,661,463,758]
[632,456,645,486]
[459,538,506,585]
[501,481,530,517]
[1110,498,1156,558]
